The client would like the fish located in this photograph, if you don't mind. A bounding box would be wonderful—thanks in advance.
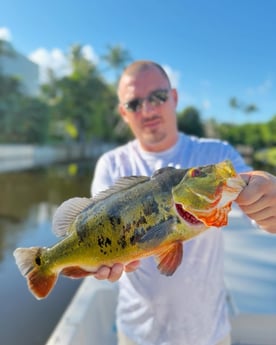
[14,160,245,299]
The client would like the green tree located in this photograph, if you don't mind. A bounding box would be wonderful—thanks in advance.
[241,123,269,149]
[177,106,205,137]
[217,119,273,151]
[229,97,258,115]
[0,41,50,144]
[42,44,118,142]
[101,44,132,81]
[0,76,49,144]
[267,115,276,146]
[217,123,242,145]
[40,68,60,103]
[18,97,50,143]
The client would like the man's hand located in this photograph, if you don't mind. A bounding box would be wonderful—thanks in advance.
[93,261,140,282]
[236,171,276,233]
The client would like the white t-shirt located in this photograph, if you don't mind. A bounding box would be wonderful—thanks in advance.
[91,133,250,345]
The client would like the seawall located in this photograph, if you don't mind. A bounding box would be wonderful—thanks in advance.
[0,142,114,173]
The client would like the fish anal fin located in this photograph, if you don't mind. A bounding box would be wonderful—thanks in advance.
[61,266,94,278]
[155,241,183,276]
[28,268,57,300]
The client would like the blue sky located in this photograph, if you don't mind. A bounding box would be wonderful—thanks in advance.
[1,0,276,124]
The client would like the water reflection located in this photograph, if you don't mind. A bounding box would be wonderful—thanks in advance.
[0,160,95,345]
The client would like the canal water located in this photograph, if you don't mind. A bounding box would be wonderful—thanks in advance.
[0,160,95,345]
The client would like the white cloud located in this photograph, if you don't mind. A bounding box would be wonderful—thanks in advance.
[257,79,272,94]
[82,45,99,64]
[246,79,273,96]
[162,64,180,88]
[202,99,211,110]
[0,27,12,41]
[29,48,69,83]
[29,45,99,83]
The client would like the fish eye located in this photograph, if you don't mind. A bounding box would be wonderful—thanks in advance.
[35,256,41,266]
[190,168,205,177]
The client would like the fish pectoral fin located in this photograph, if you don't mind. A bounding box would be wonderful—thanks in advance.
[61,266,94,278]
[53,197,93,237]
[155,242,183,276]
[137,218,175,249]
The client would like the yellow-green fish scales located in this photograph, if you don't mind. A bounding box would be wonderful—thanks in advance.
[13,160,246,299]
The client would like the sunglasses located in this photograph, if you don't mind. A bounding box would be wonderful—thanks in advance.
[123,89,170,113]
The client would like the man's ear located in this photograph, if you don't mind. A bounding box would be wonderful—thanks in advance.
[118,104,129,123]
[171,88,178,107]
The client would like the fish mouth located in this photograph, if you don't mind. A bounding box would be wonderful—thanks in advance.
[175,203,204,226]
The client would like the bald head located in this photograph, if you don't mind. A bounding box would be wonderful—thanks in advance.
[118,60,171,97]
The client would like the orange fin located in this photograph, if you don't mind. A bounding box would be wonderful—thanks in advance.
[28,268,58,300]
[61,266,94,278]
[155,242,183,276]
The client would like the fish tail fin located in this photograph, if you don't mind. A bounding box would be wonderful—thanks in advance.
[13,247,57,300]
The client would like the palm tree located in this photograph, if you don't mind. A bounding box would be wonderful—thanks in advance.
[229,97,258,116]
[101,44,132,81]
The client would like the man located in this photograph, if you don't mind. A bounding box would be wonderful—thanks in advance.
[91,60,276,345]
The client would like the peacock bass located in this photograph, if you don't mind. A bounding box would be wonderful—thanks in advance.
[14,160,246,299]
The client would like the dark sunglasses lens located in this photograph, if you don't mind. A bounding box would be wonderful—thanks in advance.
[126,99,141,112]
[125,90,169,112]
[150,90,169,102]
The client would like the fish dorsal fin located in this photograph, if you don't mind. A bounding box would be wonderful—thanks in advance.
[53,197,93,237]
[92,176,150,202]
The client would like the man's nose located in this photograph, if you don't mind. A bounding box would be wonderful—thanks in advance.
[140,99,156,116]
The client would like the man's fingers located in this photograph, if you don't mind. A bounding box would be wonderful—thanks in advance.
[108,263,124,282]
[93,266,112,280]
[124,260,140,272]
[93,261,140,282]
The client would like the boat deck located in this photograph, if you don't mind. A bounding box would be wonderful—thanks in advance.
[46,277,276,345]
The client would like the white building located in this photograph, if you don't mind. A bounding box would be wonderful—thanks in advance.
[0,41,39,96]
